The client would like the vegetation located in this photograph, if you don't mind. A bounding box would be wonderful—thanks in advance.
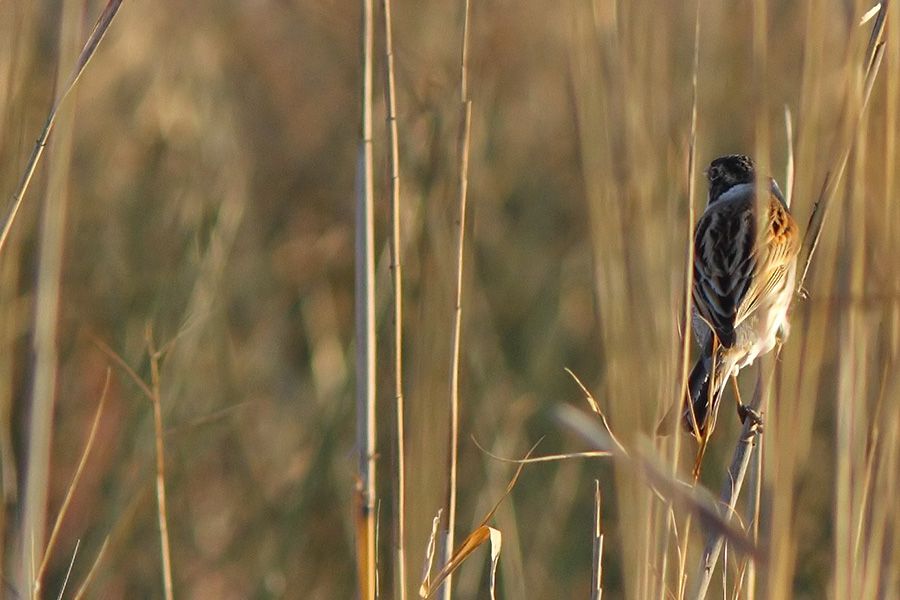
[0,1,897,598]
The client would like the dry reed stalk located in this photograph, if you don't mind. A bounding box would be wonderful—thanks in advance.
[760,9,834,597]
[693,366,768,599]
[440,1,472,598]
[72,534,110,600]
[667,5,702,598]
[744,413,764,600]
[86,339,178,597]
[570,3,671,591]
[146,328,174,600]
[355,0,378,596]
[381,0,407,596]
[751,0,770,198]
[34,370,111,597]
[783,107,795,209]
[857,381,899,599]
[591,481,604,600]
[798,22,887,291]
[92,331,178,599]
[852,369,887,592]
[90,337,152,398]
[674,0,702,451]
[740,34,794,600]
[0,0,124,258]
[837,59,869,596]
[92,338,185,597]
[21,2,81,594]
[676,515,693,600]
[861,13,900,596]
[56,539,79,600]
[0,7,42,571]
[887,2,899,247]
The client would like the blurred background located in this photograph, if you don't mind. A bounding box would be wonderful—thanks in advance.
[0,0,897,598]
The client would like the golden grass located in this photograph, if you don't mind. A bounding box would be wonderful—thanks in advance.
[0,0,897,598]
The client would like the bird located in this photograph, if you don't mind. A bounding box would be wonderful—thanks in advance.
[682,154,800,440]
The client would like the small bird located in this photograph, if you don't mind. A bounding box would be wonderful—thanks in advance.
[683,154,800,440]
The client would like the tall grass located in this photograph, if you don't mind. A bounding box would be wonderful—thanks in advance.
[355,0,378,597]
[0,0,897,597]
[382,0,408,596]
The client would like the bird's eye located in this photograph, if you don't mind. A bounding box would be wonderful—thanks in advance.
[708,165,721,179]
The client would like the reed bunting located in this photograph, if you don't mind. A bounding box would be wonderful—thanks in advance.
[683,154,800,440]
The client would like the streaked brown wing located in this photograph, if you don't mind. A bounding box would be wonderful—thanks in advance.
[732,195,800,326]
[692,189,757,348]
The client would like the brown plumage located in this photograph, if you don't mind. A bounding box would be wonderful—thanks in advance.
[683,154,800,438]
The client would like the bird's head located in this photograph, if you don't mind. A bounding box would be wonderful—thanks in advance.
[706,154,755,202]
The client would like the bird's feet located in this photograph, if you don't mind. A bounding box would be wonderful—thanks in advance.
[737,404,764,432]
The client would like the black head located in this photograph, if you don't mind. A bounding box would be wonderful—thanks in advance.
[706,154,755,202]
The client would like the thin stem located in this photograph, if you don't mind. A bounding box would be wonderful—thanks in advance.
[55,539,79,600]
[355,0,378,596]
[694,367,768,599]
[745,419,764,600]
[591,481,604,600]
[381,0,407,596]
[147,328,174,600]
[676,515,693,600]
[34,371,111,596]
[662,9,701,593]
[441,2,472,599]
[678,0,702,443]
[21,2,84,591]
[797,39,886,293]
[0,0,125,258]
[72,534,110,600]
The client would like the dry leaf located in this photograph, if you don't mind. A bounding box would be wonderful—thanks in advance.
[420,525,493,598]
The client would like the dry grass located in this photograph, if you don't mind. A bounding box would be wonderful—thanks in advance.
[0,0,898,598]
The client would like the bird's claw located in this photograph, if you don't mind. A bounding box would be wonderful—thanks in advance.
[738,404,764,432]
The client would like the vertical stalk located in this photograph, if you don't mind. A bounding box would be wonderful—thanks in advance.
[0,0,125,259]
[355,0,377,597]
[381,0,407,597]
[34,371,110,597]
[441,1,472,598]
[745,420,764,599]
[147,331,174,600]
[694,369,767,599]
[670,5,700,597]
[20,2,80,593]
[591,481,604,600]
[678,0,701,438]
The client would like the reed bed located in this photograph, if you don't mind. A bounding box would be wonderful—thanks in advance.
[0,1,897,598]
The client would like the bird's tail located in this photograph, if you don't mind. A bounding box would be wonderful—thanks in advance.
[654,338,731,438]
[682,338,729,438]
